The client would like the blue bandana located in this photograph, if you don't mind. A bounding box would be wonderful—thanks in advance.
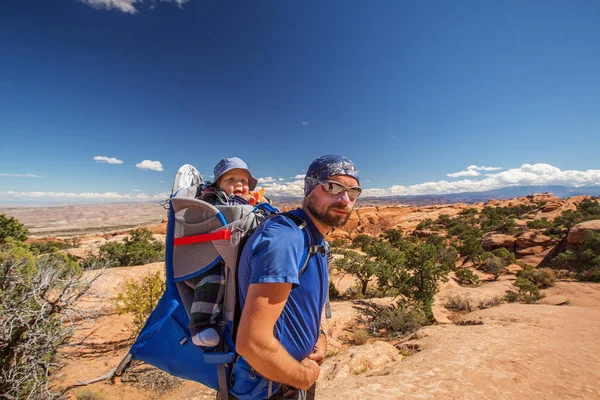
[304,154,359,195]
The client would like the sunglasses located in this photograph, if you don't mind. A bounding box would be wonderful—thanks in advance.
[307,177,362,200]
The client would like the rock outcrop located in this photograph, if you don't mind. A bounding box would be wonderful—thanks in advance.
[567,220,600,245]
[482,233,516,251]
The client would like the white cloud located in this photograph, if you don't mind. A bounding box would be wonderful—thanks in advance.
[258,177,276,183]
[133,189,143,192]
[278,178,285,181]
[447,169,481,178]
[363,163,600,197]
[0,173,41,178]
[79,0,139,13]
[0,190,170,202]
[293,174,305,180]
[79,0,190,13]
[136,160,163,171]
[302,122,309,126]
[94,155,123,164]
[447,164,502,178]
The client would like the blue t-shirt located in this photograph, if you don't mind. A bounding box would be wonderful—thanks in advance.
[232,208,328,397]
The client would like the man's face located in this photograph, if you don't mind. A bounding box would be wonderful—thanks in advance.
[304,175,359,228]
[218,168,250,196]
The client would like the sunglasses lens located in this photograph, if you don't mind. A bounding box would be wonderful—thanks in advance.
[323,181,361,199]
[326,181,344,195]
[348,188,361,199]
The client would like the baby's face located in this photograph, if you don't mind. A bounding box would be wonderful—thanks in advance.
[218,168,250,197]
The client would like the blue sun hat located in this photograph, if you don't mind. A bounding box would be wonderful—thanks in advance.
[304,154,360,195]
[213,157,258,191]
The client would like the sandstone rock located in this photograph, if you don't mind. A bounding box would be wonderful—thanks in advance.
[516,246,545,257]
[482,233,515,251]
[567,220,600,245]
[528,193,560,204]
[505,263,523,274]
[515,231,552,248]
[320,341,401,381]
[542,201,562,212]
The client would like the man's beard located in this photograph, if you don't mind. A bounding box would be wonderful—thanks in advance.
[305,196,352,228]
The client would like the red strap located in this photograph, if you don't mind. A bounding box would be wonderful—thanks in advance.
[174,230,231,246]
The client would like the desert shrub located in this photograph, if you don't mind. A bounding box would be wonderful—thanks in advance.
[416,218,436,231]
[381,228,404,247]
[505,291,520,303]
[329,238,348,249]
[351,234,375,249]
[28,240,71,255]
[115,270,165,336]
[444,293,502,313]
[350,329,369,345]
[0,234,104,399]
[328,281,341,299]
[478,295,503,309]
[445,294,475,312]
[482,254,505,280]
[553,210,582,229]
[454,268,479,285]
[527,219,553,230]
[98,228,164,267]
[492,247,516,265]
[75,389,105,400]
[550,231,600,281]
[0,214,29,243]
[460,208,479,217]
[371,301,428,336]
[512,276,545,303]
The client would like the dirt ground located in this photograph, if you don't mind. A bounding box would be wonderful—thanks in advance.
[53,263,600,400]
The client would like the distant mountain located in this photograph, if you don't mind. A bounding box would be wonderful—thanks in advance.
[271,185,600,206]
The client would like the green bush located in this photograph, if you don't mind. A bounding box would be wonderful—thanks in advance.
[527,219,553,230]
[482,254,505,280]
[329,238,348,249]
[512,276,545,303]
[550,231,600,281]
[0,233,101,399]
[0,214,29,243]
[328,280,341,299]
[454,268,479,285]
[371,301,428,336]
[115,270,165,336]
[98,228,164,267]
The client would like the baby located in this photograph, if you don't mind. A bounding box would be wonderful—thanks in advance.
[189,157,262,347]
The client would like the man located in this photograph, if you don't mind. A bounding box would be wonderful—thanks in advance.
[230,155,361,400]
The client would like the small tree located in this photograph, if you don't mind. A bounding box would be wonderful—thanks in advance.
[332,250,377,296]
[402,242,455,317]
[458,233,484,265]
[0,214,29,243]
[454,268,479,285]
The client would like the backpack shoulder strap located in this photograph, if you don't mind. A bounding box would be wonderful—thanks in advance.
[280,212,327,278]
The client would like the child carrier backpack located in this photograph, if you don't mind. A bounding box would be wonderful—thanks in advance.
[115,164,331,399]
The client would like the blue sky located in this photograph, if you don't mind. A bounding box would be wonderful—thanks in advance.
[1,0,599,204]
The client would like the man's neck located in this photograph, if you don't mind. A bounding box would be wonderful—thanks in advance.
[300,206,330,237]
